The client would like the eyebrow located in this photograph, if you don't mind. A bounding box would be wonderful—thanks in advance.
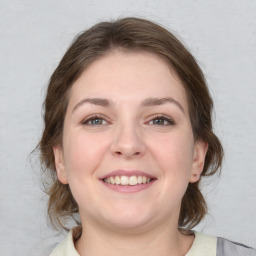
[72,98,113,113]
[141,97,185,113]
[72,97,185,114]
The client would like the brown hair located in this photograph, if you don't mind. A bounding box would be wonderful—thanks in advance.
[39,17,223,230]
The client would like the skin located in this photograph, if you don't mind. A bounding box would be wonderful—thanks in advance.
[53,50,208,256]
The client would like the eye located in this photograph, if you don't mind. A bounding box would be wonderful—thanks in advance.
[81,115,108,126]
[148,115,175,126]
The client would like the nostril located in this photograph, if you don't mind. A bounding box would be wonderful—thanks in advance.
[114,151,141,157]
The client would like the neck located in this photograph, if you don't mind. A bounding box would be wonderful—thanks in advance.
[75,218,194,256]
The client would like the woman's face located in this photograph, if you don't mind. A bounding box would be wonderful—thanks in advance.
[54,51,207,231]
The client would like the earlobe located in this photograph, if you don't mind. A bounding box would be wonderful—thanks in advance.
[189,140,208,183]
[53,146,68,184]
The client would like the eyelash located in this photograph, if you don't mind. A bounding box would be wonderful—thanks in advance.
[81,114,175,126]
[81,114,109,126]
[148,115,175,126]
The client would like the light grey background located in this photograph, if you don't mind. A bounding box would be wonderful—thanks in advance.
[1,1,256,255]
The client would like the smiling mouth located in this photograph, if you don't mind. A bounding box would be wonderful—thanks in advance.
[103,175,154,186]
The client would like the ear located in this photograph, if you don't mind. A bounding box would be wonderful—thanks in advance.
[189,140,208,183]
[53,146,68,184]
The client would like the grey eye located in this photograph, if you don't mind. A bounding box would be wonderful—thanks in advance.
[149,116,174,125]
[82,116,107,125]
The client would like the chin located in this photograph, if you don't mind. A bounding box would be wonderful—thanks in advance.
[101,207,155,230]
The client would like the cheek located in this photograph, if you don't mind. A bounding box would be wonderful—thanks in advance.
[63,131,108,177]
[146,132,195,211]
[149,132,194,177]
[62,131,109,206]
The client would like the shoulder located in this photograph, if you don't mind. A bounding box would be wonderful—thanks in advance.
[49,227,81,256]
[186,232,256,256]
[217,237,256,256]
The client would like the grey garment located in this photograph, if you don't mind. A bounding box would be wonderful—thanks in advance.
[217,237,256,256]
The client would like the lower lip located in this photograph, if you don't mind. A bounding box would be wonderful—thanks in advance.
[100,180,156,193]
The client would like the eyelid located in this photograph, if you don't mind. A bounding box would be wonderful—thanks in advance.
[80,113,175,126]
[146,114,175,125]
[81,114,110,125]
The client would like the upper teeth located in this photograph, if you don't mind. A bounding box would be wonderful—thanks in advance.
[104,175,151,185]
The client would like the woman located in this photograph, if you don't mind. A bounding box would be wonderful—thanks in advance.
[39,17,256,255]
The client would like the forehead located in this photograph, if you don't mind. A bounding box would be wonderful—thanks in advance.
[68,50,189,112]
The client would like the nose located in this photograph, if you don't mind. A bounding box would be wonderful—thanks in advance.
[110,123,146,159]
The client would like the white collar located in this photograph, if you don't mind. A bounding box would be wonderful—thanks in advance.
[50,227,217,256]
